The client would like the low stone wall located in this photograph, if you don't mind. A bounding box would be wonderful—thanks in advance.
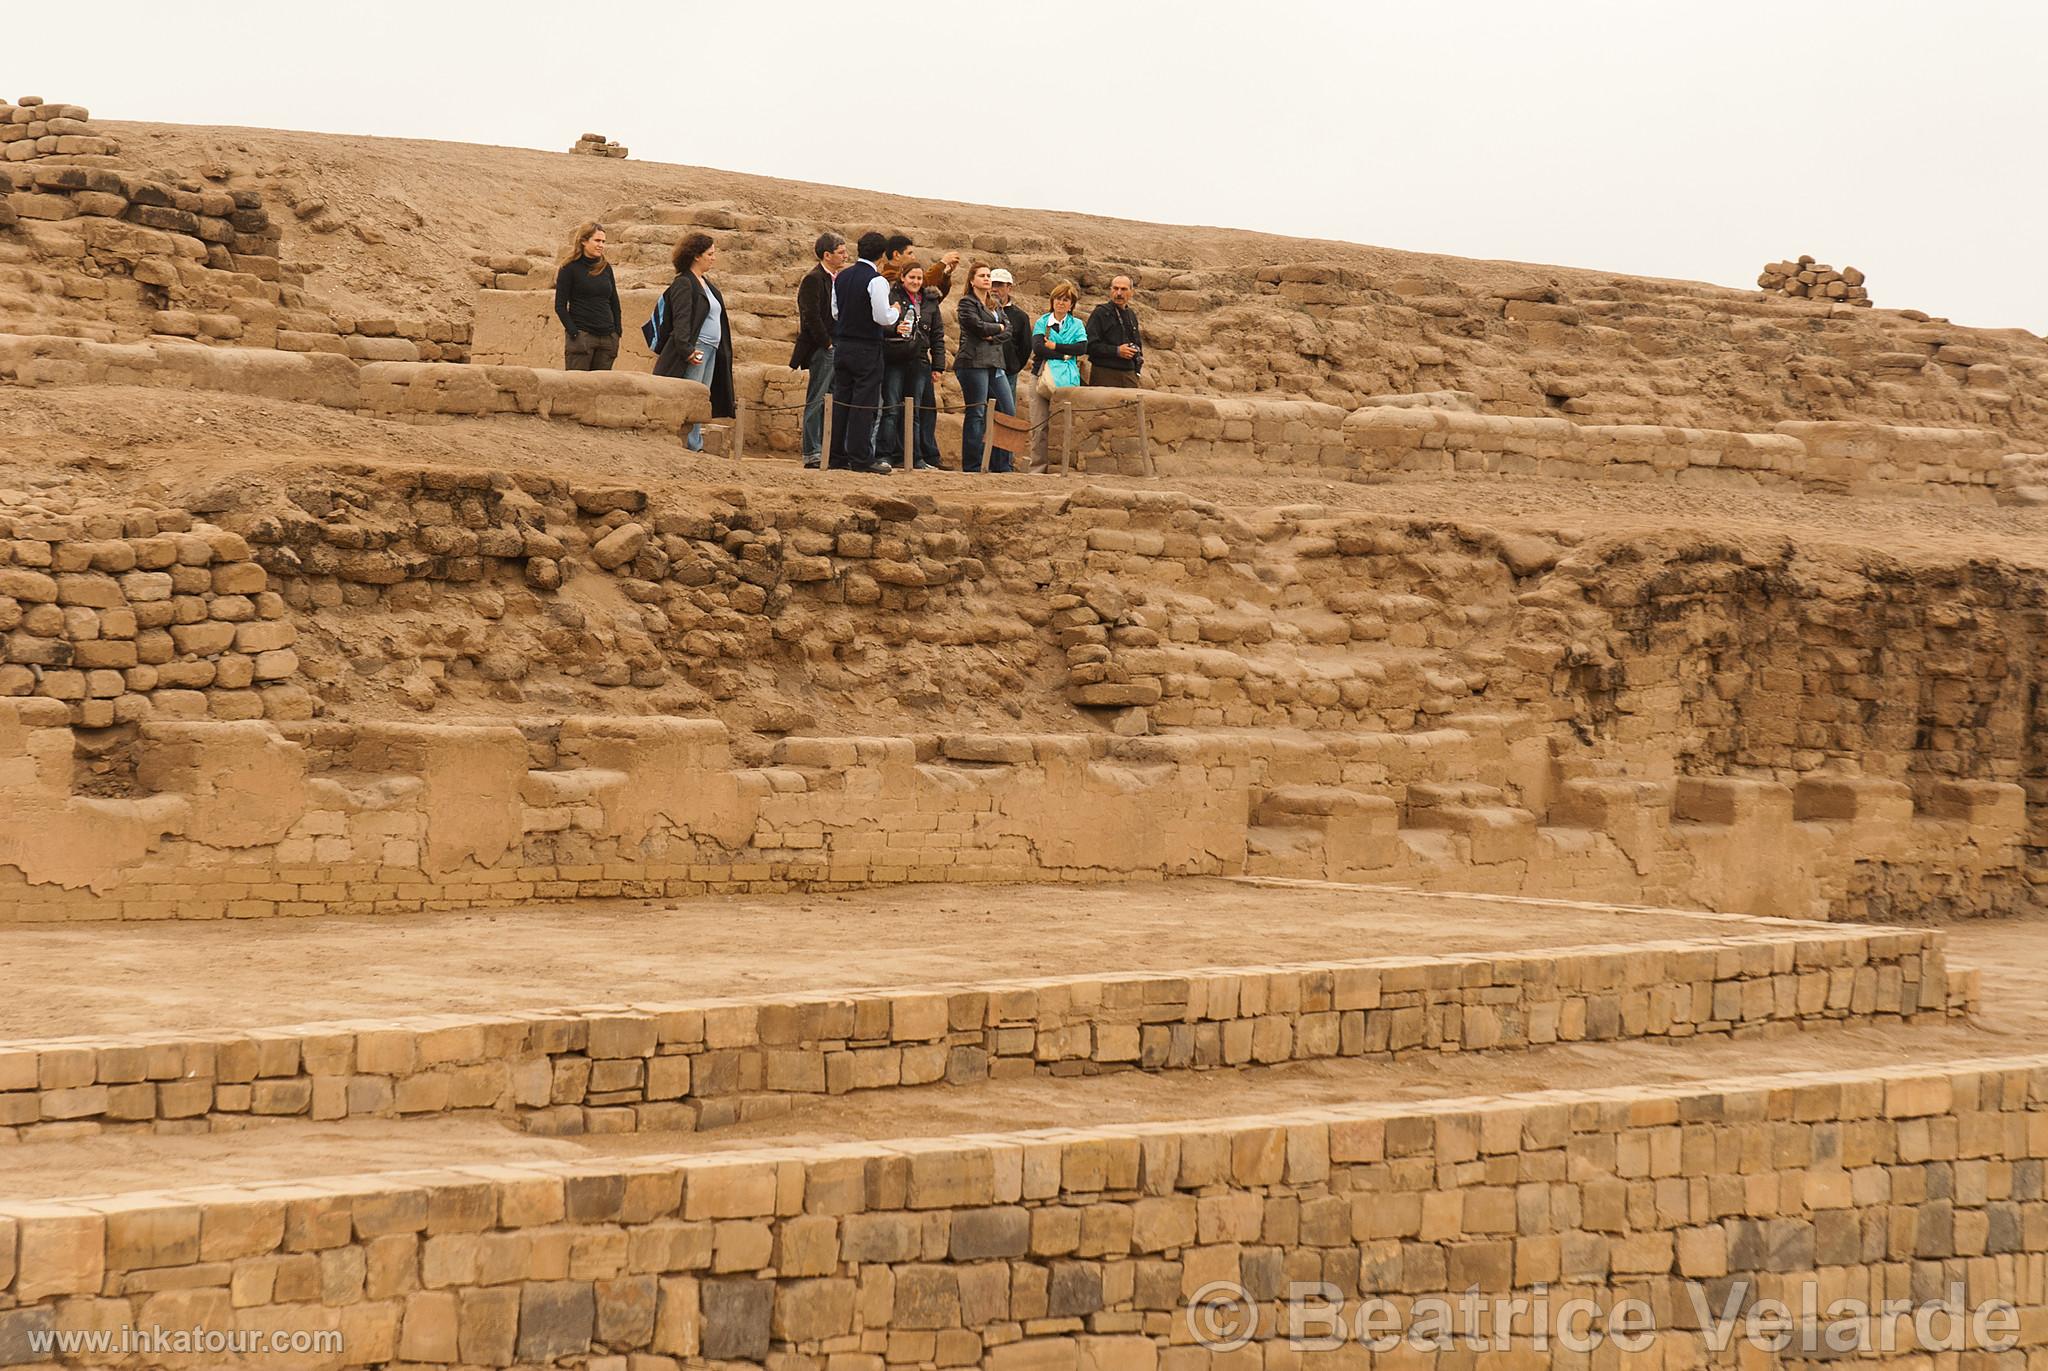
[0,502,308,726]
[0,709,2026,924]
[0,335,708,433]
[0,1055,2039,1367]
[0,919,1968,1140]
[1773,420,2008,489]
[946,389,2015,500]
[1341,406,2007,500]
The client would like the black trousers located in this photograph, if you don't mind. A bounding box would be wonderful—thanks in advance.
[563,330,619,371]
[830,337,886,469]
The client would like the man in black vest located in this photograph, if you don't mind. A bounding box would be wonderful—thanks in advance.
[829,230,903,474]
[1086,274,1145,388]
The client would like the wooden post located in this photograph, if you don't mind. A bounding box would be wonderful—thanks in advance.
[1061,397,1074,476]
[1136,395,1155,477]
[732,398,746,463]
[822,392,833,466]
[903,396,915,470]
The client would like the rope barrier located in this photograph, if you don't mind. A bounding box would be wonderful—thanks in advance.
[738,394,1149,419]
[693,392,1156,476]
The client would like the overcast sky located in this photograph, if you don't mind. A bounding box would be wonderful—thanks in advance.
[23,0,2047,332]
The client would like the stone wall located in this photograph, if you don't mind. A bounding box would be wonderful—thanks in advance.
[0,335,705,432]
[1588,542,2048,919]
[0,708,2025,924]
[0,1055,2040,1366]
[0,501,307,727]
[1336,406,2007,500]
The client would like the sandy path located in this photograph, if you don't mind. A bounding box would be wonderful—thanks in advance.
[0,881,1749,1039]
[5,387,2048,571]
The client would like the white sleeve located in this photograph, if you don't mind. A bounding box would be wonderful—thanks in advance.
[868,274,901,326]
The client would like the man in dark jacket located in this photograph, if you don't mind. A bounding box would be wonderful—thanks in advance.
[990,269,1032,395]
[1086,274,1145,388]
[791,232,846,469]
[829,230,903,474]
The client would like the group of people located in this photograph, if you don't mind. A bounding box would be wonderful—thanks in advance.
[552,220,1148,473]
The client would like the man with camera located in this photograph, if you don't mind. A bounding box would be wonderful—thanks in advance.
[1085,274,1145,388]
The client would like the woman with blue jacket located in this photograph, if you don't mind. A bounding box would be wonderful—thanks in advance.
[1028,281,1087,471]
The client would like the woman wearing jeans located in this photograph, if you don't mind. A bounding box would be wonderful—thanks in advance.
[953,263,1016,473]
[881,261,945,471]
[651,232,734,451]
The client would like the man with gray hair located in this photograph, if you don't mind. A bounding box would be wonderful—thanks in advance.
[1085,274,1145,388]
[791,231,848,468]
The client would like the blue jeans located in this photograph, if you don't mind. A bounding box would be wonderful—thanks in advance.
[955,366,1016,473]
[880,363,939,467]
[801,344,833,461]
[683,339,718,450]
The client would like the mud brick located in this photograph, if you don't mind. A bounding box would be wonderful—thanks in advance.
[102,1200,201,1270]
[596,1272,659,1347]
[399,1290,459,1362]
[127,203,201,234]
[459,1285,520,1366]
[13,1206,105,1301]
[518,1280,596,1362]
[700,1277,773,1360]
[773,1276,858,1341]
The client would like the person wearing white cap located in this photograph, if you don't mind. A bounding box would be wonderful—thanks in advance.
[988,269,1033,397]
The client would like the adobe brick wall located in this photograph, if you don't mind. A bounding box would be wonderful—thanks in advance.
[0,707,2027,924]
[0,504,308,728]
[0,1055,2040,1366]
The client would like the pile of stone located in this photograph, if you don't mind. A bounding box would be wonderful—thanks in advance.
[1758,255,1871,306]
[2,162,281,267]
[1,96,119,161]
[569,132,627,159]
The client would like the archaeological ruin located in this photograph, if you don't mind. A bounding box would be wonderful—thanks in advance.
[0,89,2045,1371]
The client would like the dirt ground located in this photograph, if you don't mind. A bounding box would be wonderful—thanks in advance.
[1,880,1755,1039]
[5,385,2045,570]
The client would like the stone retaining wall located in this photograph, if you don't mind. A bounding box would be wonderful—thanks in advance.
[0,502,308,727]
[1338,406,2006,499]
[0,921,1969,1141]
[0,709,2026,924]
[0,335,706,432]
[0,1055,2040,1367]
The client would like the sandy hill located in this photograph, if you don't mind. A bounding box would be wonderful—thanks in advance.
[75,120,2048,441]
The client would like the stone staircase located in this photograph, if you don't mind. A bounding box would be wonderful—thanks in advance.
[0,871,2032,1368]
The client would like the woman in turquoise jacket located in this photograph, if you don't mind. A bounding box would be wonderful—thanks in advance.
[1029,281,1088,471]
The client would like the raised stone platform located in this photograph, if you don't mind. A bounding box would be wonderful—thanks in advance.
[0,882,1973,1141]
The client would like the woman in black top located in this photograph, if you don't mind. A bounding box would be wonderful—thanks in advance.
[553,222,622,371]
[881,261,946,471]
